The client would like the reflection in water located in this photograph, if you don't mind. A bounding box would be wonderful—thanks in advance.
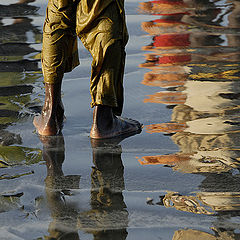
[172,228,240,240]
[79,138,128,240]
[41,135,128,240]
[43,136,80,239]
[91,139,128,240]
[0,0,42,175]
[138,0,240,239]
[0,0,41,131]
[0,1,44,222]
[0,0,39,18]
[138,0,240,174]
[2,0,240,238]
[157,191,240,214]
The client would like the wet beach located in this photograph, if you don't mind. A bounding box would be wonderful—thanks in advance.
[1,0,240,239]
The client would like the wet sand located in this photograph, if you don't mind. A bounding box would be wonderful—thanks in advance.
[1,0,240,239]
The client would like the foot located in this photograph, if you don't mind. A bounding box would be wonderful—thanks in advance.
[33,104,64,136]
[90,105,142,139]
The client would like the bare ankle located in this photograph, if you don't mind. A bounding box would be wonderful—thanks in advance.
[33,82,64,136]
[93,105,114,128]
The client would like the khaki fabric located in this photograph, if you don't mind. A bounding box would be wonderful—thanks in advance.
[42,0,128,115]
[42,0,79,82]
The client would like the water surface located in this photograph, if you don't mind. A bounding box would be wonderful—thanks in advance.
[1,0,240,239]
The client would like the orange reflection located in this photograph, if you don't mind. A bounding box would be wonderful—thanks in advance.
[142,72,186,87]
[139,0,188,15]
[144,91,186,104]
[142,12,189,35]
[137,153,190,165]
[146,122,187,133]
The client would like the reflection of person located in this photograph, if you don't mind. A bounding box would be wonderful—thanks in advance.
[33,0,142,138]
[42,136,80,239]
[42,134,130,239]
[78,138,128,240]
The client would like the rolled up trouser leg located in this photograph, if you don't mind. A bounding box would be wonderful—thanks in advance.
[78,2,128,116]
[91,40,125,116]
[42,0,79,84]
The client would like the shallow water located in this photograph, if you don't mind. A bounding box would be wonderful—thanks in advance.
[1,0,240,239]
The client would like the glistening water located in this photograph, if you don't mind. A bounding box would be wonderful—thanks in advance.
[1,0,240,239]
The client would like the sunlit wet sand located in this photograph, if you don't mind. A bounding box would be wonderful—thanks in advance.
[1,0,240,239]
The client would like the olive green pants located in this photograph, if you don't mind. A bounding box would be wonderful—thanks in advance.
[42,0,128,115]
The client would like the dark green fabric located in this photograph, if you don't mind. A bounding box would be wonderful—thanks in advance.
[42,0,128,115]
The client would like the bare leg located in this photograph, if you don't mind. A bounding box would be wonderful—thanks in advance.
[90,105,142,139]
[33,83,64,136]
[33,0,78,136]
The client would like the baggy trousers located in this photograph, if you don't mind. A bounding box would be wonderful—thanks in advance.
[42,0,128,115]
